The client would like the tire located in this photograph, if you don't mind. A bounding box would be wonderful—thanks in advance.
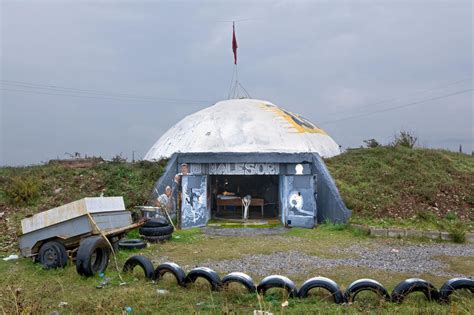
[139,225,173,236]
[143,219,169,228]
[184,267,222,291]
[118,239,147,250]
[391,278,440,303]
[123,255,155,280]
[297,276,344,304]
[111,237,120,253]
[76,236,110,277]
[143,234,172,243]
[222,272,256,293]
[153,262,187,287]
[38,241,68,269]
[439,277,474,302]
[344,279,390,303]
[256,275,298,298]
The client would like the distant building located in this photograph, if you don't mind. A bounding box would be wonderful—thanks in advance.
[145,99,350,228]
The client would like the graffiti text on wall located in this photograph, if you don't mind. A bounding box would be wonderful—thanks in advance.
[208,163,280,175]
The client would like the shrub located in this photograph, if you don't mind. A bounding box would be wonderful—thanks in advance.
[392,130,418,148]
[447,221,467,243]
[363,139,381,148]
[416,210,436,223]
[111,154,127,163]
[5,176,41,205]
[468,195,474,205]
[445,211,458,221]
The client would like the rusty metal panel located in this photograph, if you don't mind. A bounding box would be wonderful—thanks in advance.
[20,197,125,234]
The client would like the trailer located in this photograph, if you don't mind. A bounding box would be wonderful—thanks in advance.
[19,197,143,275]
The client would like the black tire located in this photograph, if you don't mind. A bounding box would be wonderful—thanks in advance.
[256,275,298,298]
[143,219,169,228]
[153,262,187,287]
[76,236,110,277]
[139,225,173,236]
[143,234,172,243]
[344,278,390,303]
[439,277,474,302]
[123,255,155,280]
[118,239,147,250]
[221,272,256,293]
[297,276,344,304]
[184,267,222,291]
[38,241,68,269]
[111,238,120,253]
[391,278,440,303]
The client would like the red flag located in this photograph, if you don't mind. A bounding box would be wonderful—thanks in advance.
[232,22,238,64]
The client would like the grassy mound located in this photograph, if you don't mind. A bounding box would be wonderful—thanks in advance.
[0,160,166,252]
[0,147,472,252]
[326,146,473,226]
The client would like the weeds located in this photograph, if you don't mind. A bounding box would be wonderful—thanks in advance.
[391,130,418,148]
[4,176,41,206]
[445,221,468,243]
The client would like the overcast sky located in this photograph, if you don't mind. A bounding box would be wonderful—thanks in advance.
[1,0,472,166]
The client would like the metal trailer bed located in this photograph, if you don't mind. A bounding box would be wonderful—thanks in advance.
[19,197,141,260]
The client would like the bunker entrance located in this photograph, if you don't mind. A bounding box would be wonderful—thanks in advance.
[210,175,280,220]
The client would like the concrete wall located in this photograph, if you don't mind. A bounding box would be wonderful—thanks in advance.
[311,154,352,223]
[151,152,351,227]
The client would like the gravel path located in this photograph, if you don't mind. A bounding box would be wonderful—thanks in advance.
[202,243,474,277]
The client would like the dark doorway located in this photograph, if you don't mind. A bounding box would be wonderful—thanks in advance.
[210,175,279,220]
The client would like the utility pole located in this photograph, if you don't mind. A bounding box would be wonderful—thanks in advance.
[132,150,135,163]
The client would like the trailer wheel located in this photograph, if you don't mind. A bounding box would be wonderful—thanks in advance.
[38,241,68,269]
[76,236,110,277]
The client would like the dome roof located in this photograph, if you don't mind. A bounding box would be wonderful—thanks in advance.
[144,99,341,160]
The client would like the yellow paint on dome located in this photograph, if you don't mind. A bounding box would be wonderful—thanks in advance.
[260,104,327,135]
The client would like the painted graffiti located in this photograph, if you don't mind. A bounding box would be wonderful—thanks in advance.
[181,175,208,228]
[208,163,280,175]
[261,103,327,135]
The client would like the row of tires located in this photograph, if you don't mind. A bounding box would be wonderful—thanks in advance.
[122,256,474,304]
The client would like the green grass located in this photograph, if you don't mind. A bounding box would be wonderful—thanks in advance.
[0,147,473,312]
[1,228,472,314]
[326,146,473,225]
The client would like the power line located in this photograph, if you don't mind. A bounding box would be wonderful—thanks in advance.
[325,77,473,116]
[319,88,473,125]
[0,80,215,103]
[0,88,213,105]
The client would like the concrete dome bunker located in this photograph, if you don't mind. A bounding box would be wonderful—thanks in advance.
[145,99,351,229]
